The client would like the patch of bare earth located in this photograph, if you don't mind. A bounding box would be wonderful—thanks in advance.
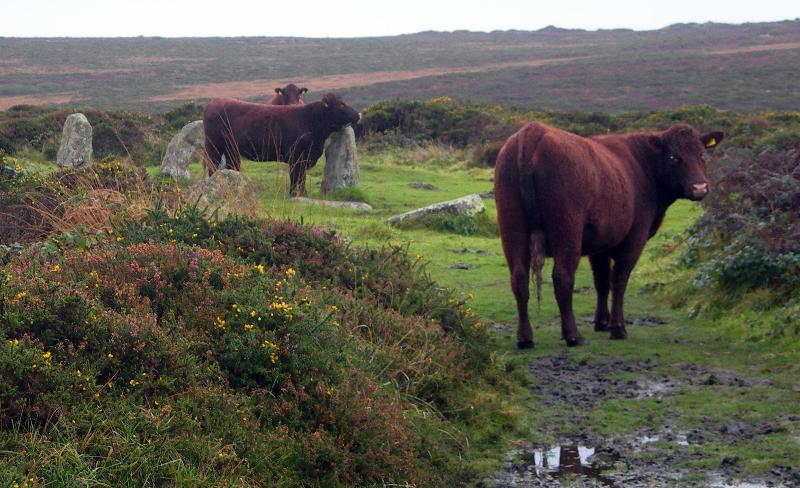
[0,94,80,111]
[0,64,132,76]
[124,56,206,65]
[707,42,800,56]
[147,56,587,102]
[481,351,799,487]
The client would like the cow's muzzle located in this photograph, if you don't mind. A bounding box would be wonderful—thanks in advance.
[690,182,709,200]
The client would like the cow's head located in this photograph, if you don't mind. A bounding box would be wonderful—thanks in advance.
[321,92,361,129]
[273,84,307,105]
[653,124,723,201]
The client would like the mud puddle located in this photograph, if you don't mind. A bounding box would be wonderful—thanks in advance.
[481,352,797,487]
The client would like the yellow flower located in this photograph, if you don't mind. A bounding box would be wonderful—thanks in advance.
[285,268,296,278]
[244,323,254,331]
[8,338,19,346]
[269,352,279,364]
[116,236,125,242]
[250,310,257,318]
[42,351,52,360]
[14,291,27,300]
[129,379,140,387]
[107,353,114,359]
[255,264,265,274]
[215,317,227,330]
[51,264,61,273]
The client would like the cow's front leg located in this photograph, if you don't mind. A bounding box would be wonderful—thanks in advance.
[288,161,308,197]
[552,250,584,347]
[608,244,645,340]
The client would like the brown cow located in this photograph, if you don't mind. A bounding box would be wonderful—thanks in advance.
[267,83,307,105]
[495,122,723,348]
[203,92,360,196]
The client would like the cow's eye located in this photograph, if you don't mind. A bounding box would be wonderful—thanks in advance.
[667,153,681,163]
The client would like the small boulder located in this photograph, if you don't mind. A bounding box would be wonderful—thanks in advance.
[161,120,204,179]
[410,182,439,191]
[57,113,93,168]
[387,194,485,226]
[188,169,258,218]
[291,197,372,212]
[321,126,359,194]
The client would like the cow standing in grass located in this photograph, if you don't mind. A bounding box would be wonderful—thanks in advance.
[495,122,723,348]
[267,83,307,105]
[203,92,360,196]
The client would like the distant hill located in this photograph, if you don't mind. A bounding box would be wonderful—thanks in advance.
[1,20,799,113]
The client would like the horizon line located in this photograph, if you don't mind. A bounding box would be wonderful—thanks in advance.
[2,17,798,40]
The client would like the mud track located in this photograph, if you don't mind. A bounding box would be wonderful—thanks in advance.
[480,325,800,488]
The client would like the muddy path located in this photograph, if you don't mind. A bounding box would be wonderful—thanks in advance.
[479,316,800,488]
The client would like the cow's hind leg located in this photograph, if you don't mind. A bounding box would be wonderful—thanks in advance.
[552,247,585,347]
[589,253,611,332]
[500,226,534,349]
[204,138,224,176]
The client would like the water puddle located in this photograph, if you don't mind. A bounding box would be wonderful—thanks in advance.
[531,443,615,485]
[636,431,689,446]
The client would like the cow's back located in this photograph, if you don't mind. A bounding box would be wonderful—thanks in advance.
[497,122,640,256]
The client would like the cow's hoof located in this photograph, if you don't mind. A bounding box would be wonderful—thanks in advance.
[609,328,628,340]
[565,336,586,347]
[594,321,609,332]
[517,340,535,349]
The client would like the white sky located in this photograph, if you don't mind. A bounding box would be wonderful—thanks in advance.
[2,0,798,38]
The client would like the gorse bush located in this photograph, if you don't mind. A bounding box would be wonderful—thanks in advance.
[1,206,509,486]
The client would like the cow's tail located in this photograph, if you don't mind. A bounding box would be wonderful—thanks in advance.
[516,124,546,309]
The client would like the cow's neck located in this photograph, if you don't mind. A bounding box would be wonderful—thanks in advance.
[304,103,337,140]
[628,134,679,233]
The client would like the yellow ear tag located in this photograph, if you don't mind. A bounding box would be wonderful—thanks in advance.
[706,138,717,148]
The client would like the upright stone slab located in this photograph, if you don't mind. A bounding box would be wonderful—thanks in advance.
[56,113,93,168]
[321,126,359,194]
[161,120,204,179]
[387,194,485,226]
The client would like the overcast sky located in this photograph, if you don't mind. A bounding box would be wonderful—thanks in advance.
[2,0,798,37]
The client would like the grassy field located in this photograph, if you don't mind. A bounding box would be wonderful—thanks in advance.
[3,116,798,485]
[2,20,800,112]
[151,145,800,485]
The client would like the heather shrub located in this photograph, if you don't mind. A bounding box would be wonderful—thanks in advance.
[1,207,505,486]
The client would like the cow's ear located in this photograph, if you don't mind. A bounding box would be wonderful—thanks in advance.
[299,87,308,95]
[275,88,283,95]
[702,131,724,149]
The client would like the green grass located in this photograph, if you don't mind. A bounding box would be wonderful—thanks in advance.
[16,143,800,483]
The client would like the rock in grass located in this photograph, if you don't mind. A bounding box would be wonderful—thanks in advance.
[387,193,484,226]
[161,120,204,179]
[321,126,359,194]
[188,169,258,217]
[292,197,372,211]
[57,113,93,168]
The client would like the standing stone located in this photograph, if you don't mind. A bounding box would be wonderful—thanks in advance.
[321,126,359,194]
[160,120,204,179]
[56,113,93,168]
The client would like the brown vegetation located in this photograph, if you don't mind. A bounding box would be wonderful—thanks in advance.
[149,56,585,103]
